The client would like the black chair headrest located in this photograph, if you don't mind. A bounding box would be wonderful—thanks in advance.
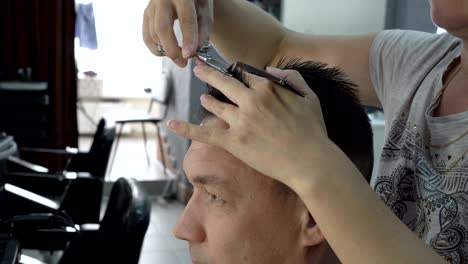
[101,178,151,235]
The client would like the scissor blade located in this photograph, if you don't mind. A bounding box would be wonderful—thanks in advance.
[195,50,232,75]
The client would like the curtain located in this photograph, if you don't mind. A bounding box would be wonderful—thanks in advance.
[0,0,78,169]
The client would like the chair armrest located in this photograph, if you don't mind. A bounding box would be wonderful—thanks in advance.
[10,212,75,233]
[7,154,98,176]
[4,171,67,180]
[19,254,46,264]
[2,184,60,210]
[80,223,100,232]
[4,171,96,183]
[18,226,79,250]
[20,146,80,155]
[7,156,49,173]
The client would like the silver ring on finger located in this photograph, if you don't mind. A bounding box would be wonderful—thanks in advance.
[156,44,165,53]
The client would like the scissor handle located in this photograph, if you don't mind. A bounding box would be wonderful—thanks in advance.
[229,62,304,97]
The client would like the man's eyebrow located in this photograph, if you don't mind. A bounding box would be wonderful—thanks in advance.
[192,175,226,186]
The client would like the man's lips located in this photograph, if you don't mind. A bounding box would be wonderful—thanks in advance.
[191,256,207,264]
[190,248,207,264]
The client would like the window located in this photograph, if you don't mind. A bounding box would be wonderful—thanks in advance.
[75,0,163,98]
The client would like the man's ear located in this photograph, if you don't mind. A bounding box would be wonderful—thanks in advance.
[301,212,326,247]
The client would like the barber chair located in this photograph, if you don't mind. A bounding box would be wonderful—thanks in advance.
[2,118,116,224]
[58,178,151,264]
[0,133,76,262]
[16,118,115,177]
[0,236,20,264]
[0,182,79,252]
[0,178,150,264]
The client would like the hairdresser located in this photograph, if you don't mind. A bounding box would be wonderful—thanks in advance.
[143,0,468,263]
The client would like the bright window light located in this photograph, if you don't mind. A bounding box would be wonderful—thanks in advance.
[437,27,447,34]
[75,0,163,97]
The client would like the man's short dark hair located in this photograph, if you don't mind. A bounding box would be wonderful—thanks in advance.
[198,59,374,183]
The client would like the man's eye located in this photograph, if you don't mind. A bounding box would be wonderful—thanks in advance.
[206,190,226,205]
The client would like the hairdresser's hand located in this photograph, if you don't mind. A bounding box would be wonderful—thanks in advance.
[143,0,213,67]
[167,65,330,187]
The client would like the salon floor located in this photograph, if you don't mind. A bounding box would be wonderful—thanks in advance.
[79,135,170,182]
[138,199,190,264]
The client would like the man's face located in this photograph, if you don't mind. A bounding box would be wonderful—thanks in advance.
[174,117,308,264]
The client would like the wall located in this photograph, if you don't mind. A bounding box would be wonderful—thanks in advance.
[282,0,387,181]
[162,59,204,164]
[385,0,436,33]
[281,0,387,35]
[159,20,207,197]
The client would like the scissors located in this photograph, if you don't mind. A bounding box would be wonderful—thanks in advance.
[195,44,304,97]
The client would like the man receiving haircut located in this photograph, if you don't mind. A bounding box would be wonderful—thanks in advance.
[173,59,374,264]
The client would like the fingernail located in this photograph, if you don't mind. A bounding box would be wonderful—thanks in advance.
[266,67,287,78]
[200,94,209,104]
[193,66,204,76]
[167,120,180,129]
[175,58,187,67]
[194,57,204,66]
[182,44,194,58]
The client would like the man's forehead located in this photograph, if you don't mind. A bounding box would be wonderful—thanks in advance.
[185,116,234,165]
[184,116,275,191]
[184,140,243,186]
[184,117,256,188]
[191,174,229,187]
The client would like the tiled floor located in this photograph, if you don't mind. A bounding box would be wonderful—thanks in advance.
[139,199,189,264]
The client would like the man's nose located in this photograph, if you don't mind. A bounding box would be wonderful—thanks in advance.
[173,201,205,242]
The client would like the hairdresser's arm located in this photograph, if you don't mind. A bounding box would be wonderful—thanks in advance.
[167,66,447,264]
[293,141,447,264]
[212,1,379,107]
[143,0,380,107]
